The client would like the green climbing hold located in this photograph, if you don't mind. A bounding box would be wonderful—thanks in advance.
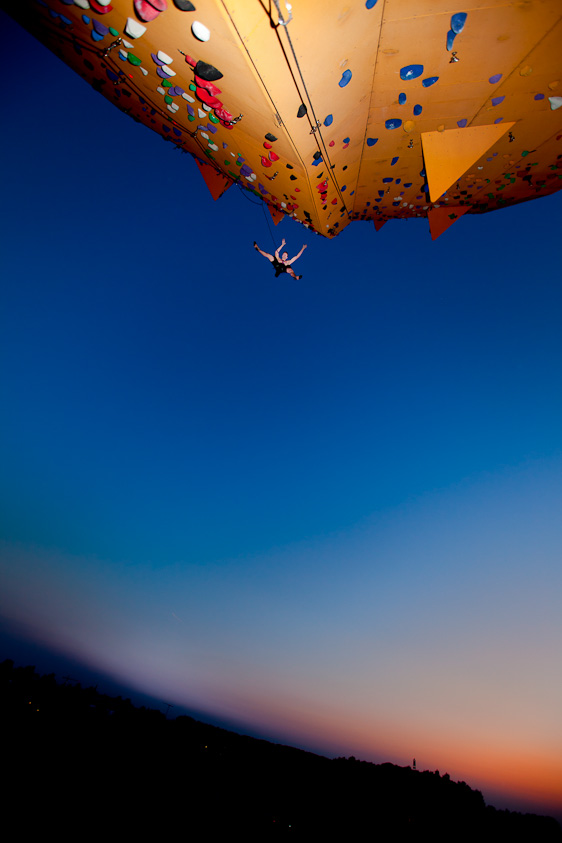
[209,114,219,124]
[162,79,172,88]
[109,27,119,36]
[189,83,197,91]
[188,114,195,121]
[164,95,172,104]
[521,150,529,156]
[128,53,142,66]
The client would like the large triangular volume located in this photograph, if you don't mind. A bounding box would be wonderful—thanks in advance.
[194,158,232,200]
[268,204,284,226]
[427,205,469,240]
[373,219,386,232]
[421,123,514,203]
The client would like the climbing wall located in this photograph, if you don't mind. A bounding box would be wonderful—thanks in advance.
[4,0,562,239]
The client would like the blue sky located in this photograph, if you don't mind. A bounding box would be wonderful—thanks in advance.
[1,9,561,821]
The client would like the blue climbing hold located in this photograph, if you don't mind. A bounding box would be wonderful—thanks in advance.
[382,177,393,183]
[494,117,503,123]
[173,127,182,136]
[385,118,402,130]
[341,185,347,191]
[451,12,467,34]
[404,182,412,188]
[491,96,505,106]
[339,70,352,88]
[378,190,385,197]
[343,137,350,144]
[395,179,401,185]
[391,157,399,166]
[398,92,406,105]
[324,114,333,126]
[92,30,104,42]
[422,77,439,88]
[366,137,378,146]
[82,14,90,24]
[106,69,119,82]
[413,104,422,115]
[312,156,323,166]
[446,30,457,51]
[489,73,502,84]
[365,0,378,7]
[419,168,426,177]
[400,64,424,81]
[457,118,467,128]
[534,93,545,100]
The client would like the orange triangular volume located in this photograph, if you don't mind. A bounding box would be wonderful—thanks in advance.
[427,205,469,240]
[373,219,386,232]
[421,123,514,203]
[268,204,284,226]
[194,158,232,200]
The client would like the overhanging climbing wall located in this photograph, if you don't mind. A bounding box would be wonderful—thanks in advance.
[3,0,562,239]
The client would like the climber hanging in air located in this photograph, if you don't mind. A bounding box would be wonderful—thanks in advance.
[254,238,307,279]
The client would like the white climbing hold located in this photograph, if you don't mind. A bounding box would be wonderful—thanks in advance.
[192,21,210,41]
[208,143,218,151]
[161,65,176,77]
[95,0,111,4]
[157,86,166,95]
[73,0,90,8]
[549,96,562,110]
[140,67,148,76]
[122,39,134,49]
[182,93,195,102]
[198,108,206,118]
[119,49,128,60]
[200,132,209,139]
[167,104,179,113]
[203,104,211,112]
[157,50,173,65]
[125,18,147,39]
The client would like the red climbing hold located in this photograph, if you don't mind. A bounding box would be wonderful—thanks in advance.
[196,87,222,108]
[89,0,112,11]
[194,76,222,96]
[214,106,233,123]
[134,0,161,22]
[184,54,197,68]
[261,156,272,168]
[263,141,272,149]
[269,151,279,162]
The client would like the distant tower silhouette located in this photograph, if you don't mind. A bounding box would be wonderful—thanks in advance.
[413,758,416,770]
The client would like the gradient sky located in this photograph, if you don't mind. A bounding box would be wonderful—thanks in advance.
[1,9,561,822]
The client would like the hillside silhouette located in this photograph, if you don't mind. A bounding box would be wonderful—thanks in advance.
[2,659,560,840]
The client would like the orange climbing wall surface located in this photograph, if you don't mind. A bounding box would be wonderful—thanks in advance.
[3,0,561,240]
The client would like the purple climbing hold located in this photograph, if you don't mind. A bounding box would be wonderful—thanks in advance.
[324,114,333,126]
[93,19,109,35]
[187,104,195,116]
[489,73,502,84]
[339,69,352,87]
[385,118,402,129]
[400,64,423,81]
[494,117,503,124]
[399,92,406,105]
[366,138,378,146]
[534,93,545,100]
[391,157,399,166]
[151,53,166,66]
[240,164,252,177]
[206,123,217,134]
[491,96,504,106]
[157,67,174,79]
[413,104,422,115]
[457,118,467,128]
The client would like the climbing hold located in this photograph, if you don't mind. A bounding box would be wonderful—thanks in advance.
[391,156,399,165]
[73,0,90,8]
[192,21,210,41]
[451,12,467,34]
[324,114,333,126]
[127,53,142,66]
[82,15,91,23]
[366,137,378,146]
[382,177,393,183]
[195,77,222,96]
[90,0,112,12]
[197,108,206,118]
[157,50,173,65]
[446,30,457,51]
[491,96,504,106]
[339,69,352,87]
[489,73,502,84]
[134,1,161,23]
[534,93,545,100]
[413,104,422,115]
[365,0,377,7]
[329,140,335,147]
[173,0,195,8]
[385,118,402,129]
[422,77,439,87]
[398,93,406,105]
[263,141,272,149]
[261,156,272,168]
[125,18,147,38]
[313,151,322,160]
[457,118,467,127]
[265,133,277,142]
[520,66,533,77]
[403,120,415,133]
[93,19,109,35]
[91,30,105,42]
[400,64,423,81]
[549,97,562,110]
[297,104,307,118]
[158,66,176,78]
[269,151,279,162]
